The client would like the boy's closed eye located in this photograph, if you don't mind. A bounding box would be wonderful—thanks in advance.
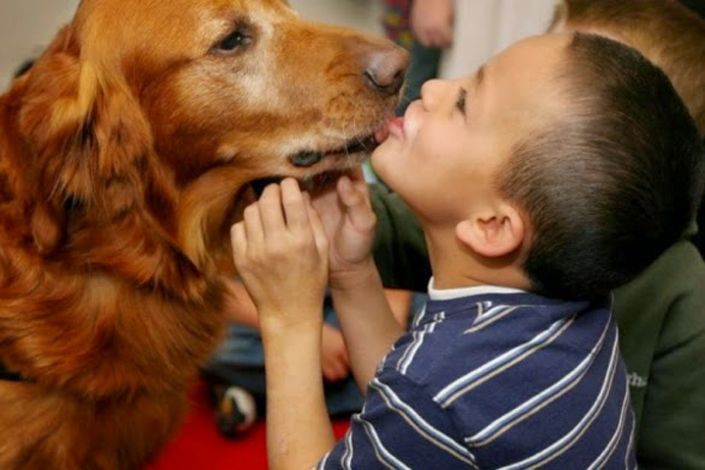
[457,64,485,119]
[455,87,467,115]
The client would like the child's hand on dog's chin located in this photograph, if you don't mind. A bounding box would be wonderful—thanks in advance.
[231,178,329,333]
[310,173,378,290]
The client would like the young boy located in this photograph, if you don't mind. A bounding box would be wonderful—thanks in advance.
[371,2,705,467]
[230,33,703,469]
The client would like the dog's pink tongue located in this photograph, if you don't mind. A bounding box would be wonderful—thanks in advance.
[375,117,404,143]
[375,126,390,144]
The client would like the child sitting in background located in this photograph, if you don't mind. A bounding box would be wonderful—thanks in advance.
[202,277,412,437]
[231,33,703,468]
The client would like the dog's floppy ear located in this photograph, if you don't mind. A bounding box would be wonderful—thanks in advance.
[17,34,207,301]
[19,50,149,248]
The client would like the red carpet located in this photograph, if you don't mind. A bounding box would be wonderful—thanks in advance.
[148,381,351,470]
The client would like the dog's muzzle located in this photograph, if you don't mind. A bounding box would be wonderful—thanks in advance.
[290,151,322,168]
[288,134,379,168]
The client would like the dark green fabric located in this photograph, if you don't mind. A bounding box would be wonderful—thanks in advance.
[371,184,430,292]
[371,184,705,469]
[694,198,705,255]
[613,241,705,469]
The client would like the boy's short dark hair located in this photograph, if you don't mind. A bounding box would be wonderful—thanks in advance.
[498,33,704,300]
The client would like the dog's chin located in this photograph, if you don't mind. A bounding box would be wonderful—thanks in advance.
[251,165,357,196]
[247,131,381,197]
[231,126,385,217]
[248,158,363,200]
[288,134,378,169]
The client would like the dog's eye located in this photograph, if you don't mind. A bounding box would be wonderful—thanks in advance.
[214,27,252,53]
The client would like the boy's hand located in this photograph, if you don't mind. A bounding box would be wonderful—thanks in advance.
[320,324,350,382]
[310,172,377,289]
[410,0,455,48]
[231,178,329,331]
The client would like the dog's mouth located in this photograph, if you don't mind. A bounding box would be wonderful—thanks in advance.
[288,133,379,168]
[246,130,385,198]
[250,169,353,197]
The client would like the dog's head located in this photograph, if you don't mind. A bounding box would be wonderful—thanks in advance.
[127,0,407,181]
[4,0,407,300]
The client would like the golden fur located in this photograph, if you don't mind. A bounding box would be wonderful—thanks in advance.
[0,0,406,467]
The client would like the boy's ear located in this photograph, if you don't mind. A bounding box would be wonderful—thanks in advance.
[456,204,525,258]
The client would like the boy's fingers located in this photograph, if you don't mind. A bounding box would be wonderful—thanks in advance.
[353,177,371,200]
[337,176,357,205]
[305,197,329,254]
[243,202,264,245]
[258,183,285,236]
[340,173,371,199]
[338,176,376,231]
[230,222,247,264]
[281,178,310,232]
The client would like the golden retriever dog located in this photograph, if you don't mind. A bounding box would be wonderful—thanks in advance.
[0,0,407,467]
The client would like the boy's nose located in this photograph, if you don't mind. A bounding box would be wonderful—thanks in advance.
[420,79,444,109]
[363,47,410,97]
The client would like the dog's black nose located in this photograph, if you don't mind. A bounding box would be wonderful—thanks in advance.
[364,46,409,97]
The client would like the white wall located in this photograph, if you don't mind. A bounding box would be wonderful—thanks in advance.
[0,0,79,91]
[290,0,382,34]
[0,0,382,92]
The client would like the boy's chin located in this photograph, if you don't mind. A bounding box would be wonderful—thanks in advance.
[369,144,398,182]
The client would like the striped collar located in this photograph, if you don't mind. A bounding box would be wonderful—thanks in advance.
[427,277,528,301]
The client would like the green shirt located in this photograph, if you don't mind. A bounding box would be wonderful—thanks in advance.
[371,184,705,469]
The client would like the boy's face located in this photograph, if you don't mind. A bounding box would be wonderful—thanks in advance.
[372,35,569,226]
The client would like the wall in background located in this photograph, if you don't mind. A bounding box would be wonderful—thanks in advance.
[0,0,79,90]
[0,0,382,91]
[290,0,382,33]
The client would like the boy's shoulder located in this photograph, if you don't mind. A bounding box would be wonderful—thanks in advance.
[380,292,612,393]
[372,291,629,465]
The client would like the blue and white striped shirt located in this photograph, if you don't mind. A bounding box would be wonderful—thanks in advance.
[319,284,636,469]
